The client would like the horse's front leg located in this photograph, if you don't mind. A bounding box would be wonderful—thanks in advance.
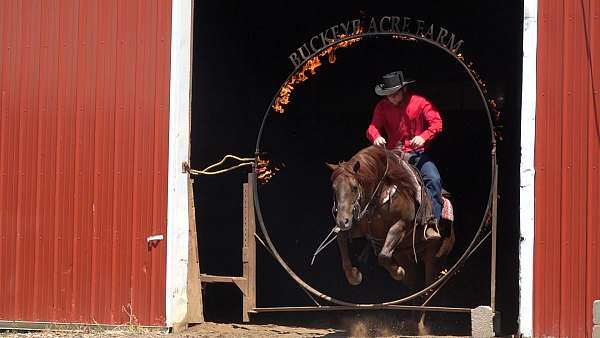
[378,219,407,281]
[337,230,362,286]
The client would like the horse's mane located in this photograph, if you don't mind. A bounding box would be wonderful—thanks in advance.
[331,146,417,201]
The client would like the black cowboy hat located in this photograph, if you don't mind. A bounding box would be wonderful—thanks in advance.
[374,71,415,96]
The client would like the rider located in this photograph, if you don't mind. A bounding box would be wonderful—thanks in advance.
[366,70,443,239]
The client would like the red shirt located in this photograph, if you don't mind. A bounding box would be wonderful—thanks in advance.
[366,92,443,152]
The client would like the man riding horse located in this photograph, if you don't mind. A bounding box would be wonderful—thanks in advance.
[324,73,453,333]
[366,70,443,240]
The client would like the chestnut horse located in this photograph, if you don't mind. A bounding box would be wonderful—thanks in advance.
[327,145,454,292]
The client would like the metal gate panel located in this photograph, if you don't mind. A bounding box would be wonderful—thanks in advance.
[0,0,172,326]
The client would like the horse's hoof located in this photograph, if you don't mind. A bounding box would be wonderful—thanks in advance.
[347,267,363,286]
[390,266,406,281]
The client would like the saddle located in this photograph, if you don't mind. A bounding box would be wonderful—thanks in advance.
[360,150,455,262]
[380,151,453,224]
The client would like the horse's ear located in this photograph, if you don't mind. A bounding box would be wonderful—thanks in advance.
[326,163,339,171]
[353,161,360,173]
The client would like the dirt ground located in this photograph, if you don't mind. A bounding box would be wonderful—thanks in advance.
[1,310,471,337]
[1,321,469,337]
[0,322,334,338]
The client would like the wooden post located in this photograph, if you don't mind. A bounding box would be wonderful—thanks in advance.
[186,177,204,324]
[242,173,257,322]
[491,163,498,312]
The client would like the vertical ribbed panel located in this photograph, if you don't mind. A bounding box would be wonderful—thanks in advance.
[0,0,172,326]
[586,0,600,334]
[534,0,564,335]
[560,0,589,337]
[535,0,600,336]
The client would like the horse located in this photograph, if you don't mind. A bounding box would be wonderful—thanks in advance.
[327,145,455,331]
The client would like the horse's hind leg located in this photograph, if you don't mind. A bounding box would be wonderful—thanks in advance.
[337,231,362,285]
[423,243,443,286]
[417,244,444,335]
[378,220,407,281]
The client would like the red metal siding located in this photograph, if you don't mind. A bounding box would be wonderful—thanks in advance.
[0,0,172,326]
[535,0,600,336]
[586,0,600,335]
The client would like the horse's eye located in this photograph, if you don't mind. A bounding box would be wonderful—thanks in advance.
[351,186,358,193]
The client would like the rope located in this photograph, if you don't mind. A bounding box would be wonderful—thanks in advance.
[310,227,338,266]
[186,154,255,176]
[411,167,426,264]
[188,162,253,175]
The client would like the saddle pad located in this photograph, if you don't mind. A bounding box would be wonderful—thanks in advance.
[382,186,454,222]
[441,196,454,221]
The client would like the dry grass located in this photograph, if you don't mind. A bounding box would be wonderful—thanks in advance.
[0,304,167,338]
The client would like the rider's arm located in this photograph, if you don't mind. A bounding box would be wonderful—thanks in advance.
[366,103,385,143]
[419,101,443,142]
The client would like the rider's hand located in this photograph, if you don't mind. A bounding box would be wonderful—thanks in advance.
[409,135,425,147]
[374,137,387,147]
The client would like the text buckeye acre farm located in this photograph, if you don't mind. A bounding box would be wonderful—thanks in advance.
[288,16,465,70]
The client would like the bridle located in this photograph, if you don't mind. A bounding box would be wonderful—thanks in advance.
[313,147,407,266]
[331,182,364,232]
[332,147,390,232]
[317,147,422,265]
[312,150,389,265]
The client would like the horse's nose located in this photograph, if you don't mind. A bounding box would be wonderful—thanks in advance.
[338,218,351,229]
[336,217,350,227]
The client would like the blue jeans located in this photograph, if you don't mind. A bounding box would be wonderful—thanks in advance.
[408,152,443,222]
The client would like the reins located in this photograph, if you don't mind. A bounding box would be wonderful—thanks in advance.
[313,147,426,265]
[310,226,338,266]
[311,146,390,265]
[410,164,425,263]
[356,146,390,222]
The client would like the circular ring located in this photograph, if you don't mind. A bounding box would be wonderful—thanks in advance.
[253,31,497,307]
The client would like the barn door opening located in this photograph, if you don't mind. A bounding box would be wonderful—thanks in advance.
[190,1,522,335]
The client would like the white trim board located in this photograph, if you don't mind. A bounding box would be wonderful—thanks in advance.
[519,0,538,336]
[166,0,193,327]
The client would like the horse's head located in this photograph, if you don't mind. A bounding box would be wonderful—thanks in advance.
[327,161,362,232]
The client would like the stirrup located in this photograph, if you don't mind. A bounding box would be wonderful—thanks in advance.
[423,220,441,240]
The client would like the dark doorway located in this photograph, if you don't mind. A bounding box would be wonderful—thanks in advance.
[191,1,522,335]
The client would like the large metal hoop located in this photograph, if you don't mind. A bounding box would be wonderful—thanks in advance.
[252,31,498,307]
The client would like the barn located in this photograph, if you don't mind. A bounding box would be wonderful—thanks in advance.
[0,0,597,337]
